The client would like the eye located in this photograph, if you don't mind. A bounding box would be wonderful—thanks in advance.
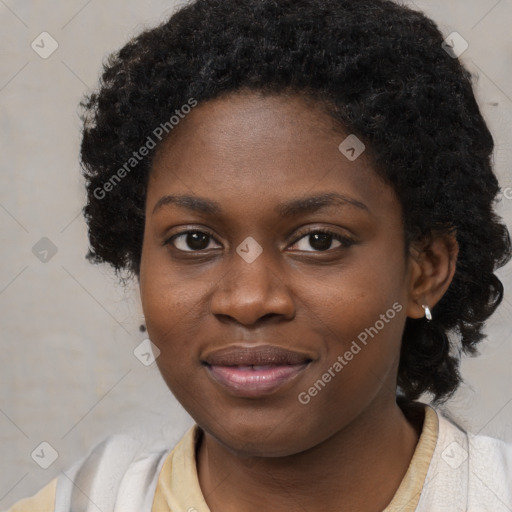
[165,230,221,252]
[165,228,354,253]
[289,229,354,252]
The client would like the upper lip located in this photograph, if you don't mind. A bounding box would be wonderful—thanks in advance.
[202,345,313,367]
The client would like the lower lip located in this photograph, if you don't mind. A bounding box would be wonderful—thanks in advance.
[205,364,309,398]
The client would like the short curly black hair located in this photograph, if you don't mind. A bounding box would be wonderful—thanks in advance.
[80,0,511,404]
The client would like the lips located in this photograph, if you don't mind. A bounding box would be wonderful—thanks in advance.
[203,345,312,367]
[202,345,313,398]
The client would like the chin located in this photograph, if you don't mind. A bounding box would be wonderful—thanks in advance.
[198,411,323,458]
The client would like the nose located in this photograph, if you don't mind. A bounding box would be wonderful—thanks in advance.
[209,248,296,326]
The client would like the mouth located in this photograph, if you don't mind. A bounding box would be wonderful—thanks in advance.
[202,345,313,398]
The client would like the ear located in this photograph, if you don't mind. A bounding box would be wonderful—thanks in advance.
[405,231,459,320]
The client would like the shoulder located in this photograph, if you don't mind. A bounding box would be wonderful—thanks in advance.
[436,408,512,477]
[416,405,512,511]
[2,478,57,512]
[55,433,171,512]
[465,424,512,508]
[3,433,173,512]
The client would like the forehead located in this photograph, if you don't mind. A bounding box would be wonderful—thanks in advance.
[151,92,347,170]
[147,91,399,222]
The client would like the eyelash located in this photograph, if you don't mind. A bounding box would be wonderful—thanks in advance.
[164,227,355,253]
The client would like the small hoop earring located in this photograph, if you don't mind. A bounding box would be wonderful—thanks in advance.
[422,304,432,321]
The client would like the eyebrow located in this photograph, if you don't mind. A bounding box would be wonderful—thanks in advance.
[152,192,369,217]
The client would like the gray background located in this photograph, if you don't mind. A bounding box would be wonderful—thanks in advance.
[1,0,511,508]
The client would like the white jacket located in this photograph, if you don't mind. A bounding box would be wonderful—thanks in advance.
[51,409,512,511]
[415,410,512,510]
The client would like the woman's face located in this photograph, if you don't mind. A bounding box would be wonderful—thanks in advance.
[139,91,417,457]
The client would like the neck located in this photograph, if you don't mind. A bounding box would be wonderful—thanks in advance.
[197,399,423,512]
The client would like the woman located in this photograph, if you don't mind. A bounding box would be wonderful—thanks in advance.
[7,0,512,510]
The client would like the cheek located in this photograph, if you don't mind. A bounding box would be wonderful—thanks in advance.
[139,244,202,352]
[311,244,406,337]
[140,264,207,403]
[141,273,203,348]
[299,241,408,392]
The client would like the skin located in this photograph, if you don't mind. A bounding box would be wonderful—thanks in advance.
[139,91,458,512]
